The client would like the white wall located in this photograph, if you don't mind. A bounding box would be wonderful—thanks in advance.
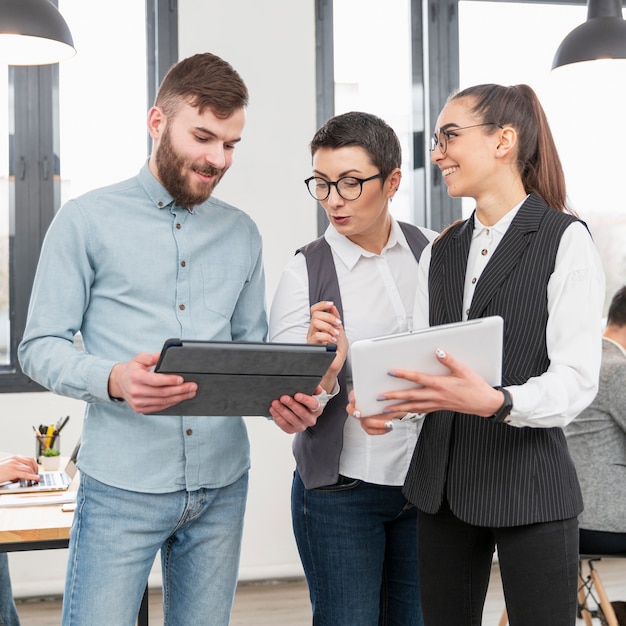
[5,0,318,597]
[177,0,318,579]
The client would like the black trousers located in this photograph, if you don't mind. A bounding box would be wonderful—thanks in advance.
[416,500,579,626]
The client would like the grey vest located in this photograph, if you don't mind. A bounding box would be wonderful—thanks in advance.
[294,222,430,489]
[403,194,586,526]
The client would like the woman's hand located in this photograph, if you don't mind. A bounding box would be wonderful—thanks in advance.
[371,349,504,417]
[308,301,348,393]
[349,350,505,433]
[0,455,40,484]
[270,386,326,434]
[346,391,405,435]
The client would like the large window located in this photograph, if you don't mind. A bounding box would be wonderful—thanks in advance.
[0,0,176,391]
[321,0,621,311]
[317,0,428,229]
[58,1,149,204]
[333,0,420,225]
[458,0,625,311]
[0,63,59,390]
[0,65,8,367]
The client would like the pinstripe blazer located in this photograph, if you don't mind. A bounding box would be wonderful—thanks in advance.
[403,194,585,527]
[564,338,626,533]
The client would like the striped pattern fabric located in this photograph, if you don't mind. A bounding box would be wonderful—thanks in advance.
[403,194,585,527]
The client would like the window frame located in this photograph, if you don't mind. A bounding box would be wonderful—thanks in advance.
[1,0,177,392]
[315,0,590,234]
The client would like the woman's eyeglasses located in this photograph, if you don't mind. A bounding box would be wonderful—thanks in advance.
[430,123,502,155]
[304,173,382,201]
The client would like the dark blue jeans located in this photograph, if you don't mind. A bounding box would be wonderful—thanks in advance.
[417,500,579,626]
[292,470,423,626]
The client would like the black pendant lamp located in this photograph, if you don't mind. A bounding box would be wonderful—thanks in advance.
[552,0,626,70]
[0,0,76,65]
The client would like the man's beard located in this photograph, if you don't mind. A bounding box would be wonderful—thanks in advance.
[155,128,225,210]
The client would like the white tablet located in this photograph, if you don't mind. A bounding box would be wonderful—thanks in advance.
[350,316,504,417]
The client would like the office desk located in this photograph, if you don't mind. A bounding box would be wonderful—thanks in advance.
[0,472,149,625]
[0,498,71,550]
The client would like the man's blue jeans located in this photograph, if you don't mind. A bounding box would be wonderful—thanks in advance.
[62,471,248,626]
[0,553,20,626]
[292,470,423,626]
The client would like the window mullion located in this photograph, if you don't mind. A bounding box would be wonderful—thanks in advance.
[426,0,462,232]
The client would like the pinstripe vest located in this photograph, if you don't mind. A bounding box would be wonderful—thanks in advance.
[403,194,585,527]
[294,222,430,489]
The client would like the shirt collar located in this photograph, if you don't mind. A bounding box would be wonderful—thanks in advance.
[604,336,626,358]
[138,160,175,211]
[324,218,408,271]
[472,195,527,239]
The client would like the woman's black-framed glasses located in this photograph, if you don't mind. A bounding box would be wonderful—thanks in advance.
[430,122,502,155]
[304,173,382,201]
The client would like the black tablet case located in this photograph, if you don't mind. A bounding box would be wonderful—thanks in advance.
[149,339,337,416]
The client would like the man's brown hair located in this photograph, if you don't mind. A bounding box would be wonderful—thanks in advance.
[155,52,248,119]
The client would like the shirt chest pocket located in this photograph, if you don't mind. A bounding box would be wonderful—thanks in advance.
[201,263,248,318]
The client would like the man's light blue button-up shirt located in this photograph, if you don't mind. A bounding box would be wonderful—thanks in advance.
[19,163,268,492]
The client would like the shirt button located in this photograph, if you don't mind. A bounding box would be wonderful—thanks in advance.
[471,277,477,284]
[179,304,186,311]
[181,261,186,267]
[176,223,182,230]
[486,229,490,235]
[186,429,193,436]
[481,249,488,256]
[158,201,164,207]
[465,308,470,315]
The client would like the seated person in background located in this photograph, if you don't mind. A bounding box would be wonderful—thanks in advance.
[565,284,626,554]
[0,454,40,626]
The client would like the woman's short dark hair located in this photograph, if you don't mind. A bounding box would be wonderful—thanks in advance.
[310,111,401,182]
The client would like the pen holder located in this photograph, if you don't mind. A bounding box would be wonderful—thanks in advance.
[37,434,61,470]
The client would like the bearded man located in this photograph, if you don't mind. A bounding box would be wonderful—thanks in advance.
[18,52,321,626]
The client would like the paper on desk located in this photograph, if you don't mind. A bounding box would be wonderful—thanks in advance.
[0,491,76,508]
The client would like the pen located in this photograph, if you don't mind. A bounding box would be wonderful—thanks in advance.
[56,415,70,435]
[33,426,49,451]
[50,415,70,448]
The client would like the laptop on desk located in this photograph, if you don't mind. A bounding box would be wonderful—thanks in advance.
[0,439,80,495]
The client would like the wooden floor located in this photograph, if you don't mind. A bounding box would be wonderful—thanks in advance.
[14,558,626,625]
